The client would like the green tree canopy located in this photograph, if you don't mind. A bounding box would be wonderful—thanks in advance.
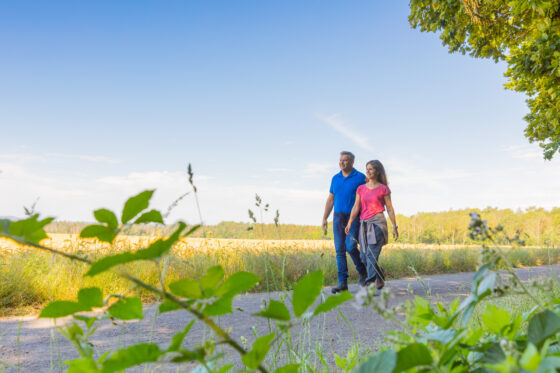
[409,0,560,159]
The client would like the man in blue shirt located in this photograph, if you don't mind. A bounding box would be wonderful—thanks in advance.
[322,151,367,293]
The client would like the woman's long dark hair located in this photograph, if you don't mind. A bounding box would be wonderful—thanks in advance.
[366,160,388,185]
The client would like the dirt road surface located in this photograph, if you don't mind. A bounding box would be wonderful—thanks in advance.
[2,265,559,372]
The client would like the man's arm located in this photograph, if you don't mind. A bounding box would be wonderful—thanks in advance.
[322,193,334,231]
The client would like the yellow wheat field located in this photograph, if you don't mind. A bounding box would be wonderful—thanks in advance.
[0,233,489,257]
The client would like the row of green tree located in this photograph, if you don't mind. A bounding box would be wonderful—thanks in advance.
[45,206,560,246]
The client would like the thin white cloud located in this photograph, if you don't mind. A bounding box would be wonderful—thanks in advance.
[0,153,47,162]
[0,152,121,164]
[318,114,373,152]
[302,162,333,177]
[500,144,542,160]
[46,152,121,164]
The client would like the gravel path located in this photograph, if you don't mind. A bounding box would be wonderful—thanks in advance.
[2,265,560,372]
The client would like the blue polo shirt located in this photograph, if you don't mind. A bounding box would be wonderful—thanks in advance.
[329,169,366,214]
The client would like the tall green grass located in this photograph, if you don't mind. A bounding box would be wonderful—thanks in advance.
[2,245,560,315]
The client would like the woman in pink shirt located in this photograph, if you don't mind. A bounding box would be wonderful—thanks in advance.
[345,160,398,290]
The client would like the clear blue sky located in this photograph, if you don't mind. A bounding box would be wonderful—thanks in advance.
[2,1,559,225]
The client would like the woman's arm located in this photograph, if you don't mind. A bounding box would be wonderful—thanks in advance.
[384,194,399,240]
[344,193,361,235]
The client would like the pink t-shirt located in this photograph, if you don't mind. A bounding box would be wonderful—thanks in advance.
[356,184,391,220]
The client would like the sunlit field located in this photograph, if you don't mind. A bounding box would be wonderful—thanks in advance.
[2,234,560,316]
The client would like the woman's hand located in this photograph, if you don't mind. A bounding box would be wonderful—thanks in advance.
[344,223,352,235]
[392,227,399,241]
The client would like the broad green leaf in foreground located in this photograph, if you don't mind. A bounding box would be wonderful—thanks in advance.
[200,266,225,294]
[40,301,87,319]
[528,310,560,346]
[241,333,275,369]
[66,357,99,373]
[7,215,54,243]
[101,343,162,373]
[40,287,104,318]
[80,224,117,244]
[77,287,104,309]
[86,222,186,276]
[355,350,397,373]
[204,294,234,316]
[482,304,512,335]
[159,301,182,314]
[254,300,291,321]
[169,278,202,299]
[108,297,143,320]
[134,209,164,224]
[394,343,432,372]
[313,291,353,316]
[93,209,119,229]
[215,271,260,297]
[292,270,323,317]
[121,190,154,224]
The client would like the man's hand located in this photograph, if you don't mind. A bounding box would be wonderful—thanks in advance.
[392,228,399,241]
[322,219,328,235]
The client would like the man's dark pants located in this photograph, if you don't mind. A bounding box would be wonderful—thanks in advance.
[333,213,367,285]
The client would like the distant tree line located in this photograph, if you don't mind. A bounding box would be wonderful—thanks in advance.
[45,207,560,247]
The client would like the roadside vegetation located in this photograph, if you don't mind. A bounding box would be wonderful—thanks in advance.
[2,235,560,316]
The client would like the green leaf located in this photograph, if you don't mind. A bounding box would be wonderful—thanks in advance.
[313,291,352,316]
[121,190,154,224]
[159,301,182,314]
[476,271,496,296]
[8,215,54,243]
[528,310,560,346]
[394,343,432,372]
[200,266,225,293]
[520,343,540,371]
[483,343,506,364]
[86,222,186,276]
[204,295,234,316]
[66,357,100,373]
[273,364,300,373]
[241,333,274,369]
[254,300,291,321]
[86,252,137,276]
[108,297,143,320]
[101,343,162,373]
[40,301,86,318]
[78,287,103,308]
[425,329,456,345]
[292,270,323,317]
[482,304,511,334]
[355,350,397,373]
[538,356,560,372]
[215,271,260,297]
[168,320,195,351]
[93,209,118,229]
[134,210,164,224]
[169,278,202,299]
[80,224,117,244]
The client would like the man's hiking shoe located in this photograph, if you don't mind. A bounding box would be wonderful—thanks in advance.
[331,283,348,294]
[376,269,387,290]
[376,277,385,290]
[359,273,367,287]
